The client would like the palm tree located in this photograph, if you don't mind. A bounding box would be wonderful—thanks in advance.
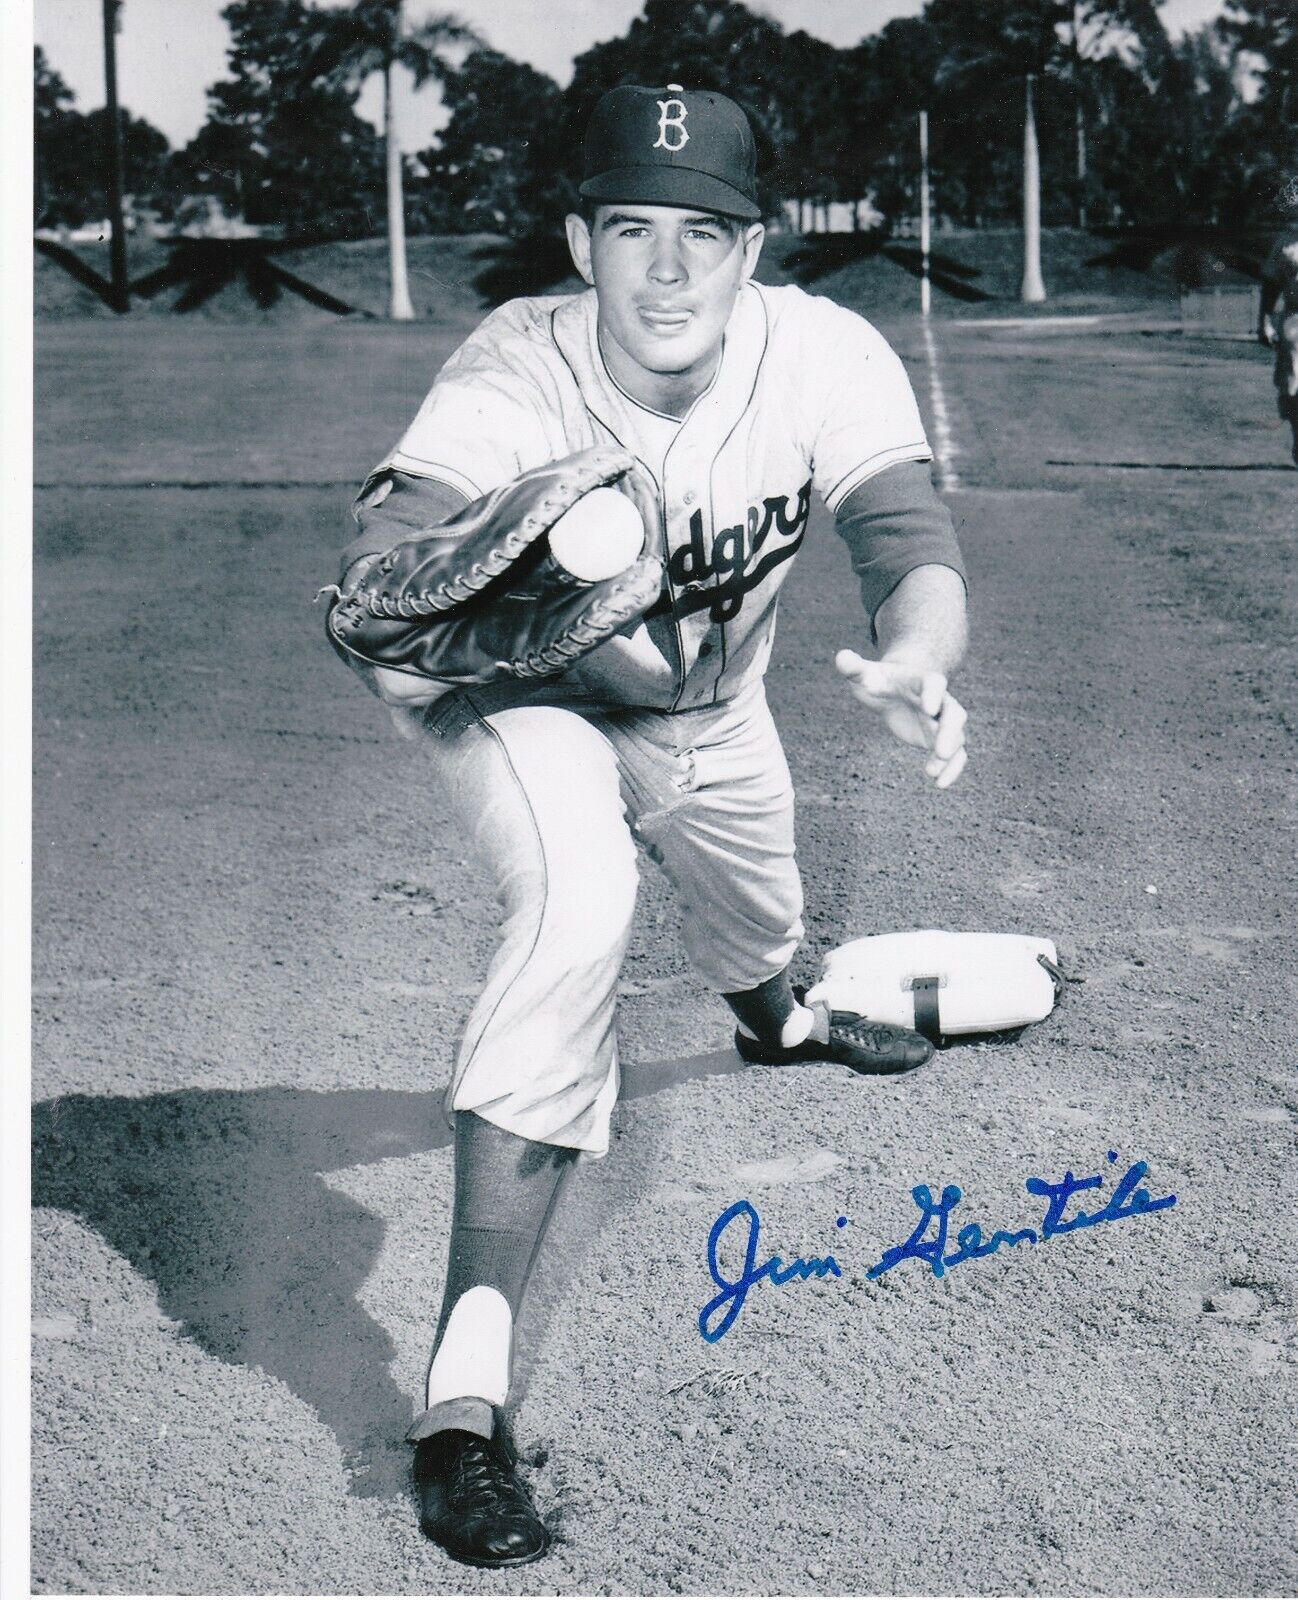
[100,0,130,312]
[303,0,477,319]
[1021,73,1047,302]
[934,45,1050,303]
[931,2,1087,303]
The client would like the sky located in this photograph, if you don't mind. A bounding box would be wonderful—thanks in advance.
[35,0,1229,152]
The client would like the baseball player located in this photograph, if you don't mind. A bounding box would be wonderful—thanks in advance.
[1259,225,1298,465]
[331,85,968,1568]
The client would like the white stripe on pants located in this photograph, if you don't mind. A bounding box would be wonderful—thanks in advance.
[416,681,804,1155]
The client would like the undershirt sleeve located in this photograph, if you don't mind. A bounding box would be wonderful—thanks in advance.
[834,458,967,639]
[338,470,471,585]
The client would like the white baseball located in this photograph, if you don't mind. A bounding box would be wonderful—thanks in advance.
[547,487,645,581]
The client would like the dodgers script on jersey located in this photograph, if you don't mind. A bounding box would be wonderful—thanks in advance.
[364,282,934,711]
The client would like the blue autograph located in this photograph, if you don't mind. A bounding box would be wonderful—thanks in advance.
[698,1152,1177,1340]
[865,1151,1177,1281]
[698,1199,843,1343]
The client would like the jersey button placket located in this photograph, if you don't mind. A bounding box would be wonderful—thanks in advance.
[682,453,711,707]
[663,462,702,708]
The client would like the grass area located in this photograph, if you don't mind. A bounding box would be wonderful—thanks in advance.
[756,226,1258,317]
[34,223,1270,327]
[34,233,507,326]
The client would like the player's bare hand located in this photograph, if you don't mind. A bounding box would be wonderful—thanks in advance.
[373,664,446,707]
[835,648,968,789]
[370,665,451,739]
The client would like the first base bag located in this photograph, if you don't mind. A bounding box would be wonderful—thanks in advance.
[805,931,1066,1045]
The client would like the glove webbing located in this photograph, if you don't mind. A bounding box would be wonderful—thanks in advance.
[510,575,659,678]
[363,517,548,619]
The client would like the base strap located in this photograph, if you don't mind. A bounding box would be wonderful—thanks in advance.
[912,975,942,1043]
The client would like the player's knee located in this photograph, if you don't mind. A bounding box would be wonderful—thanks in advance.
[743,868,804,951]
[684,892,804,991]
[544,854,639,969]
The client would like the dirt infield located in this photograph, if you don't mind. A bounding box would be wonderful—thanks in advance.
[32,310,1297,1595]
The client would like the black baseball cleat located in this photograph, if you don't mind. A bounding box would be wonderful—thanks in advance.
[734,988,933,1076]
[413,1428,550,1568]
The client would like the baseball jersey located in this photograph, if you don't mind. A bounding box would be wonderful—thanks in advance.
[361,281,951,712]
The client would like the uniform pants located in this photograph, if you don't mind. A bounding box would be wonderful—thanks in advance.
[413,680,804,1156]
[1274,311,1298,401]
[1274,313,1298,459]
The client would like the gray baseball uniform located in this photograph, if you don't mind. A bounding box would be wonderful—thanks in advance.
[347,281,966,1154]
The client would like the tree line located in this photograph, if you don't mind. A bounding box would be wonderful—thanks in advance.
[35,0,1297,244]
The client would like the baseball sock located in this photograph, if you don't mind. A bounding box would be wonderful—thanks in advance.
[724,970,824,1048]
[424,1112,576,1415]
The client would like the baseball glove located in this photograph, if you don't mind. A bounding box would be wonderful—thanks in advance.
[324,446,664,685]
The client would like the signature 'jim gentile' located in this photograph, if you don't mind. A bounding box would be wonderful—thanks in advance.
[698,1151,1178,1343]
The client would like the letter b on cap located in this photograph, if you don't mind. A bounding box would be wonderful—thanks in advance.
[653,84,689,152]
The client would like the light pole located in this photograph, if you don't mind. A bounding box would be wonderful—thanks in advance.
[1021,72,1047,304]
[383,0,416,321]
[1075,95,1088,230]
[1072,0,1088,230]
[101,0,130,313]
[919,109,931,317]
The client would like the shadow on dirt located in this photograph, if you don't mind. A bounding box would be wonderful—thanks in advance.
[32,1087,447,1498]
[1083,226,1266,284]
[35,236,367,316]
[31,1053,748,1499]
[779,233,995,302]
[621,1046,746,1100]
[33,238,126,310]
[470,234,584,307]
[778,231,889,280]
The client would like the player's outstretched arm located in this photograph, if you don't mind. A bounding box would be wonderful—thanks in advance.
[837,563,969,789]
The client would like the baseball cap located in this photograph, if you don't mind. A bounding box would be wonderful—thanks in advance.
[580,83,761,222]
